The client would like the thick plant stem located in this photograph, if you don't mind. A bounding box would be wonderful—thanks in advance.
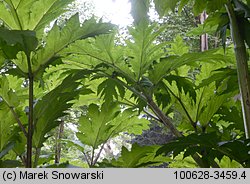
[146,96,182,137]
[114,77,216,167]
[55,121,64,164]
[225,2,250,138]
[33,148,41,168]
[146,95,219,167]
[26,55,34,168]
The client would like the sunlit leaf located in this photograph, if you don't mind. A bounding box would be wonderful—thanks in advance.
[32,14,114,74]
[76,102,149,149]
[0,0,75,35]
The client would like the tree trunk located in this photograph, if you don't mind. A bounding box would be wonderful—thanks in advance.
[199,11,208,51]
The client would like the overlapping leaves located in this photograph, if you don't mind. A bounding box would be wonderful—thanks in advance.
[33,70,92,148]
[99,144,171,168]
[156,132,250,167]
[0,28,38,69]
[32,14,114,74]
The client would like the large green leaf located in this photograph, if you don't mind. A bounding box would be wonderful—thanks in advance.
[100,144,171,168]
[206,0,227,13]
[0,28,38,58]
[30,14,114,75]
[193,0,207,16]
[0,76,19,107]
[162,62,234,131]
[197,67,239,94]
[63,22,167,88]
[127,23,166,81]
[164,75,197,102]
[33,70,91,148]
[0,142,14,159]
[97,78,125,102]
[154,0,179,17]
[130,0,150,24]
[166,35,189,56]
[149,49,230,85]
[0,160,22,168]
[156,133,250,167]
[62,33,135,80]
[199,92,232,126]
[0,102,15,152]
[77,102,149,150]
[76,102,119,150]
[0,0,74,35]
[109,108,150,135]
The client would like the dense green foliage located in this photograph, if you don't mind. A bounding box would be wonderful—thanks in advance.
[0,0,249,168]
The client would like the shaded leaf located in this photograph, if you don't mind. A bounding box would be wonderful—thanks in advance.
[44,161,81,168]
[154,82,172,108]
[193,0,207,16]
[156,133,250,167]
[0,142,14,159]
[149,49,229,85]
[237,17,250,48]
[0,160,22,168]
[0,28,38,57]
[130,0,150,24]
[33,70,90,148]
[100,144,170,168]
[97,78,125,103]
[154,0,179,17]
[217,105,244,131]
[165,75,196,102]
[206,0,227,13]
[199,93,232,126]
[0,102,15,151]
[197,67,238,94]
[233,0,250,18]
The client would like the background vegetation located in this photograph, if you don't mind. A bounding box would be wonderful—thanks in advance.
[0,0,249,168]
